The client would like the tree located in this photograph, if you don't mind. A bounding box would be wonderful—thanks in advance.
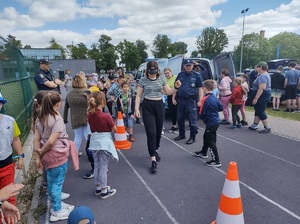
[195,27,228,58]
[268,32,300,62]
[233,32,272,71]
[48,37,66,59]
[168,41,188,57]
[66,42,88,59]
[116,39,142,70]
[6,35,22,48]
[152,34,171,58]
[135,39,148,65]
[96,35,117,71]
[191,50,199,58]
[23,45,31,49]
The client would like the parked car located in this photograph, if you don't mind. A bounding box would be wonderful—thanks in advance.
[267,59,296,74]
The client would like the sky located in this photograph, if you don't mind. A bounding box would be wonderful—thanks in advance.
[0,0,299,58]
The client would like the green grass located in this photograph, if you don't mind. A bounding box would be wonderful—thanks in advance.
[245,105,300,122]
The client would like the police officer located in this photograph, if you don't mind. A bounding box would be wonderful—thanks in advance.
[174,59,204,144]
[34,59,62,93]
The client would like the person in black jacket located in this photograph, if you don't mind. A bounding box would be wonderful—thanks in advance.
[193,79,223,167]
[271,66,285,111]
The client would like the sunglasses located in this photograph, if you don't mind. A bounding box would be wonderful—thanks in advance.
[147,69,158,74]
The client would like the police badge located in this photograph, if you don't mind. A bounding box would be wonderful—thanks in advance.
[39,74,45,78]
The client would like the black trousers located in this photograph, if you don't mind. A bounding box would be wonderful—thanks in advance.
[142,99,165,157]
[201,124,220,162]
[167,95,177,126]
[231,104,242,126]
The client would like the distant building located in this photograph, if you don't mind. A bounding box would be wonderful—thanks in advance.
[49,59,96,80]
[20,48,62,60]
[19,48,96,80]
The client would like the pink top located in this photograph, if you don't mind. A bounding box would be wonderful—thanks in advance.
[218,76,232,96]
[36,115,69,170]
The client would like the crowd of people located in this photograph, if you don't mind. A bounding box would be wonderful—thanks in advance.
[1,57,299,223]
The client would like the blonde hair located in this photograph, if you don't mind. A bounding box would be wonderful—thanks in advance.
[88,91,106,114]
[72,73,87,88]
[203,79,215,91]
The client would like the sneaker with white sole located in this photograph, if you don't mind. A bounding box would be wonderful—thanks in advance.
[49,208,71,222]
[206,160,221,167]
[248,124,258,131]
[194,151,208,158]
[61,192,70,200]
[50,202,74,214]
[100,187,116,199]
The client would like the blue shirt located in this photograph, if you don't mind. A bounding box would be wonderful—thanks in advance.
[34,69,60,92]
[285,69,300,85]
[252,72,271,91]
[200,93,223,125]
[175,70,203,98]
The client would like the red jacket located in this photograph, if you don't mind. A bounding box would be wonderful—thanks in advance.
[230,85,244,105]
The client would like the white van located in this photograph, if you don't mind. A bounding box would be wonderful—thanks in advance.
[166,53,236,82]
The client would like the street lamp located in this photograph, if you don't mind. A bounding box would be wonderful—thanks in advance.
[240,8,249,73]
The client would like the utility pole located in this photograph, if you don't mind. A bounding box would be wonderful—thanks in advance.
[240,8,249,73]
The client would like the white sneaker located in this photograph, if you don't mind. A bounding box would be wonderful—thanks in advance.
[50,202,74,214]
[47,192,70,200]
[61,192,70,200]
[49,208,71,222]
[78,151,83,156]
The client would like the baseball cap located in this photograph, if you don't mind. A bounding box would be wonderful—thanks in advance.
[39,59,52,65]
[67,206,95,224]
[184,59,193,66]
[0,92,8,104]
[256,61,268,68]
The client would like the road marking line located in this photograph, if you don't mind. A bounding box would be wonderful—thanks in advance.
[118,150,179,224]
[162,135,300,221]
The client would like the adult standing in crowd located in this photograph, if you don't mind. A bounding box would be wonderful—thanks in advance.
[248,61,272,133]
[135,60,181,173]
[64,69,72,92]
[63,74,89,156]
[34,59,62,93]
[284,62,300,112]
[164,68,178,134]
[218,68,232,124]
[271,66,285,111]
[174,59,203,145]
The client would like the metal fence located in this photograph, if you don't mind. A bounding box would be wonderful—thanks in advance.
[0,37,38,142]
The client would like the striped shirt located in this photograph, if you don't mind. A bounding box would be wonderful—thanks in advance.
[138,75,166,98]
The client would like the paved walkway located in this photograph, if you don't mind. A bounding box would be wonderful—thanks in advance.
[244,111,300,141]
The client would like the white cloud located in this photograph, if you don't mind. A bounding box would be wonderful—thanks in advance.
[1,0,299,58]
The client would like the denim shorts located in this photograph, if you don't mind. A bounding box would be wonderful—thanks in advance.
[123,113,134,128]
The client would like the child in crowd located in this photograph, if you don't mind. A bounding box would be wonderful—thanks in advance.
[34,91,74,222]
[212,80,220,98]
[87,91,118,199]
[117,81,135,142]
[194,80,223,167]
[229,78,247,129]
[218,69,232,124]
[0,92,24,222]
[240,74,249,125]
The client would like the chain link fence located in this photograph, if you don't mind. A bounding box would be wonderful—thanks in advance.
[0,36,38,142]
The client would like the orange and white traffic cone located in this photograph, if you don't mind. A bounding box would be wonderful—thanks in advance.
[211,161,244,224]
[114,111,131,150]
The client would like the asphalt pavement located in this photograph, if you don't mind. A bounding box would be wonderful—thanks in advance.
[36,88,300,224]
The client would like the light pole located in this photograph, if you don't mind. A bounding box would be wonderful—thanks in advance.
[240,8,249,73]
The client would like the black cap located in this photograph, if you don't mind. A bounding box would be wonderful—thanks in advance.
[39,59,52,65]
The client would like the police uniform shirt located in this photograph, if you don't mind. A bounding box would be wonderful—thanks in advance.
[175,70,203,98]
[34,69,59,92]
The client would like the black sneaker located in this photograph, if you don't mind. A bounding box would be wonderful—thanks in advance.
[83,170,94,179]
[168,127,175,133]
[100,187,116,199]
[194,151,208,158]
[172,127,179,134]
[206,160,221,167]
[259,127,271,134]
[150,161,157,173]
[240,120,248,126]
[220,119,230,124]
[95,189,101,196]
[155,152,161,162]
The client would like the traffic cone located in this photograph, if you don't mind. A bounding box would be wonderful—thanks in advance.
[114,111,131,150]
[211,161,244,224]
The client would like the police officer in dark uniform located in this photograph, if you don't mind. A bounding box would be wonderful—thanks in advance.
[34,59,62,92]
[174,59,204,144]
